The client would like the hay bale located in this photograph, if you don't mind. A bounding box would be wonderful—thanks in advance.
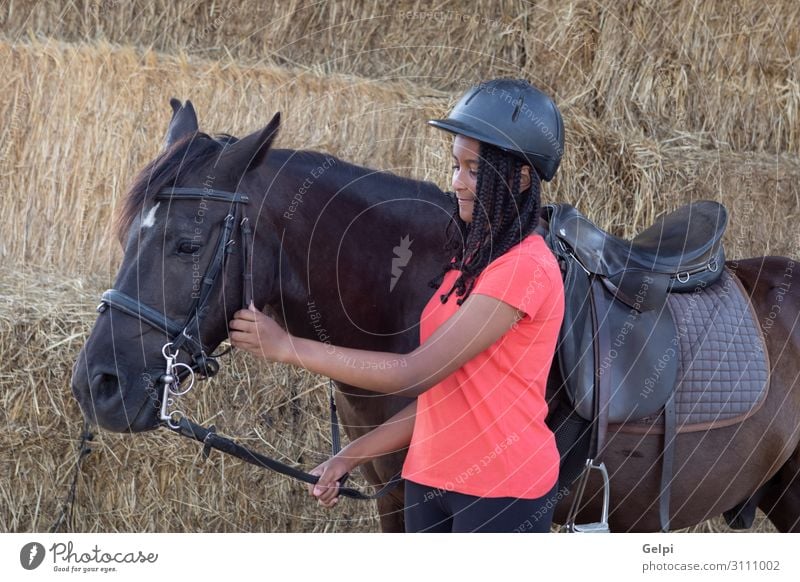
[0,37,447,274]
[1,0,797,153]
[1,0,528,91]
[553,117,800,259]
[550,1,800,154]
[1,38,798,275]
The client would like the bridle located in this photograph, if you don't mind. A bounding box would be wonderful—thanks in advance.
[97,186,253,386]
[91,185,400,502]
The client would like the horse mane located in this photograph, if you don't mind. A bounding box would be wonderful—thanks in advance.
[276,148,441,198]
[117,136,446,243]
[115,132,238,242]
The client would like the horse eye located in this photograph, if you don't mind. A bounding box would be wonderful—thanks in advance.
[177,241,202,255]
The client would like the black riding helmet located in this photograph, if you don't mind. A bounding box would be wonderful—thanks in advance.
[428,78,564,181]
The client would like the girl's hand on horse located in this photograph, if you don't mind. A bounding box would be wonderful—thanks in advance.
[229,303,290,362]
[307,455,353,508]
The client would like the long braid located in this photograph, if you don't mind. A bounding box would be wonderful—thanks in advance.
[429,142,542,305]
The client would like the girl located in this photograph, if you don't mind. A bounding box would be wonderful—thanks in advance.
[230,78,565,533]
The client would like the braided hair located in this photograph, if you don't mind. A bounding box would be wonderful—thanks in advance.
[429,141,542,305]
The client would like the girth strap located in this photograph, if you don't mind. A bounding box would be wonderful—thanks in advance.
[590,277,612,460]
[659,390,677,532]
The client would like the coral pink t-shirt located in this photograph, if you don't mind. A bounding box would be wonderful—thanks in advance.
[401,233,564,499]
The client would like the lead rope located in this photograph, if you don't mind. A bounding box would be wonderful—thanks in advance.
[330,379,341,455]
[240,215,254,308]
[329,378,352,488]
[160,350,399,499]
[50,420,94,532]
[172,416,402,500]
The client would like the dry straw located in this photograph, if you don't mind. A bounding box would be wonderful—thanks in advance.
[1,38,798,273]
[1,269,381,532]
[2,0,797,152]
[1,0,797,533]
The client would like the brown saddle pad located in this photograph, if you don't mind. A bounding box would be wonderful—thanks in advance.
[613,267,770,434]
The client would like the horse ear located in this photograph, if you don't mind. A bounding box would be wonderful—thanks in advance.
[162,98,199,151]
[222,112,281,176]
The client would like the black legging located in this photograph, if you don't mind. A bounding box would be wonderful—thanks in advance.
[404,479,559,533]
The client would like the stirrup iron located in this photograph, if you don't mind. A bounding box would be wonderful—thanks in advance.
[563,459,610,533]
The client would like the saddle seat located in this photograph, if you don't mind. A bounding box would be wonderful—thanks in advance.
[543,199,731,428]
[552,201,728,304]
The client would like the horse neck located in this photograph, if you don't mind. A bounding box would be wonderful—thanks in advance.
[245,149,451,350]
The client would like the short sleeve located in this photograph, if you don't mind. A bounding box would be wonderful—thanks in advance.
[471,250,553,318]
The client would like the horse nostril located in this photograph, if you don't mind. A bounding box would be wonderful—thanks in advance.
[92,373,121,402]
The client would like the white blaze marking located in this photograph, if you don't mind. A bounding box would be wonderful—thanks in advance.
[141,202,161,229]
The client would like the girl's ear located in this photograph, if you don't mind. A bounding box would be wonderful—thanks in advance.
[520,165,531,191]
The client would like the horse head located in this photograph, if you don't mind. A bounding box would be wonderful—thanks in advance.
[71,98,281,432]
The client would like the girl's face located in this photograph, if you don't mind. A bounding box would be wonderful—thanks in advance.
[451,134,480,224]
[451,134,533,225]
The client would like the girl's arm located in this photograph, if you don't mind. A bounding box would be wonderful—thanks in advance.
[230,292,523,397]
[308,399,417,507]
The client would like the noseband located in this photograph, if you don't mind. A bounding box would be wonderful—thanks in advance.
[97,186,253,382]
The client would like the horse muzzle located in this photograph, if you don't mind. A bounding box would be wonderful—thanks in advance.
[71,357,162,433]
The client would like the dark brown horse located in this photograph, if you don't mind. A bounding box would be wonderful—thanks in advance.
[71,101,800,532]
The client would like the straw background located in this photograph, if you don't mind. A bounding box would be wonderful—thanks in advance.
[1,1,797,532]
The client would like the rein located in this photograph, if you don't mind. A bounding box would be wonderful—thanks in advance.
[94,186,401,503]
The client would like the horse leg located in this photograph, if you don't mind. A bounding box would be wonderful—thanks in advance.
[334,384,411,532]
[359,454,407,533]
[758,444,800,532]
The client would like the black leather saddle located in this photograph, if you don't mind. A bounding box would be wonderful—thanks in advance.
[542,201,729,531]
[551,201,727,309]
[543,200,728,425]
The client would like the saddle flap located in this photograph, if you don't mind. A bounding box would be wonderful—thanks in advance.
[554,266,678,425]
[581,277,678,423]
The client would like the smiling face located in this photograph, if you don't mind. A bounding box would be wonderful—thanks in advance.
[451,134,533,225]
[451,134,481,224]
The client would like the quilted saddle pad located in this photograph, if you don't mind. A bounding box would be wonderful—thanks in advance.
[614,267,770,434]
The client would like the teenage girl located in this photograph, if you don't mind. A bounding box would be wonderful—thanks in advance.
[230,78,566,533]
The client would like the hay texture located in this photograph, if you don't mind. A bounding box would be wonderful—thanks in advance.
[1,39,798,274]
[2,0,797,153]
[0,269,380,532]
[0,0,796,533]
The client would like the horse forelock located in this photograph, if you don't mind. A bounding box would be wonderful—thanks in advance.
[115,132,238,243]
